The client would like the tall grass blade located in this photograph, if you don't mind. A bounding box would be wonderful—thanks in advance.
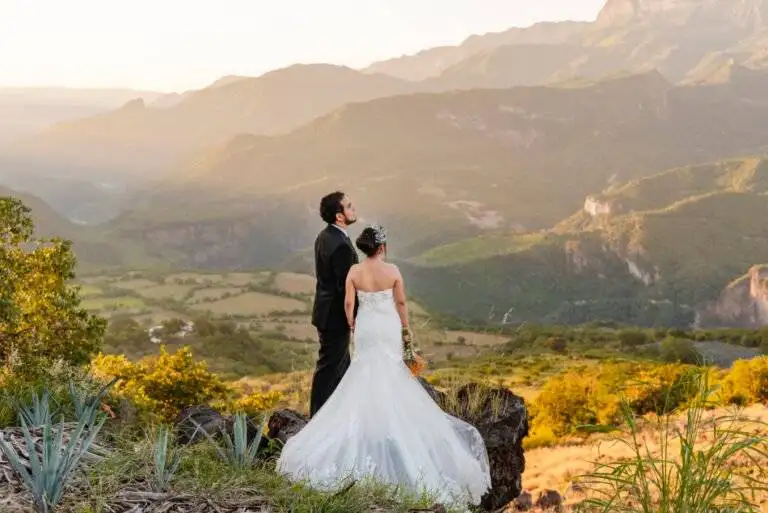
[577,369,768,513]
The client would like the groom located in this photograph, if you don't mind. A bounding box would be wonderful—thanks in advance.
[309,191,359,417]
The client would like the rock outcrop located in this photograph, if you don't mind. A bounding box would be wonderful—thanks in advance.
[174,405,266,450]
[697,265,768,327]
[583,196,620,217]
[266,408,308,444]
[445,383,529,511]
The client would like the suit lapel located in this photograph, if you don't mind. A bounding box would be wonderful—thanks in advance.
[345,232,359,263]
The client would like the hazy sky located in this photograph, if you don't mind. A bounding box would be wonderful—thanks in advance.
[0,0,606,92]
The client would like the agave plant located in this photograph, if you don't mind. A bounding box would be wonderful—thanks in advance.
[151,426,183,492]
[67,376,118,426]
[0,411,106,513]
[15,388,61,427]
[193,412,266,470]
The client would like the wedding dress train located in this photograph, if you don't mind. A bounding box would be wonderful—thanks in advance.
[276,289,492,506]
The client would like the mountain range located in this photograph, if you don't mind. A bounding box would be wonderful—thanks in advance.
[10,0,768,222]
[6,0,768,327]
[0,87,164,145]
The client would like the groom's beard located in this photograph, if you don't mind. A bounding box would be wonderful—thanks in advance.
[344,215,357,225]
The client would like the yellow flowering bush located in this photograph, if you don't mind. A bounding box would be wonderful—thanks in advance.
[623,364,702,415]
[91,346,231,421]
[719,356,768,405]
[534,367,621,436]
[216,390,283,417]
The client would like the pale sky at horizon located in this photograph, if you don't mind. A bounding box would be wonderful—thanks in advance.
[0,0,606,92]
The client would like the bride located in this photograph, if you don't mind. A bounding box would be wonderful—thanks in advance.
[276,224,492,507]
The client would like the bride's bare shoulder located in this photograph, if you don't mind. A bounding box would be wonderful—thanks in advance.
[347,263,361,278]
[384,262,402,276]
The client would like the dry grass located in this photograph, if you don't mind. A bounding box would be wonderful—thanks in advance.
[521,404,768,510]
[81,296,146,312]
[191,292,307,316]
[137,284,196,300]
[223,272,269,286]
[133,309,190,325]
[273,272,316,295]
[164,273,225,284]
[424,343,482,361]
[111,278,160,290]
[188,287,245,303]
[444,330,508,347]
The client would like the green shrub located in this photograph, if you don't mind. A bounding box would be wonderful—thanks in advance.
[618,329,649,348]
[659,336,700,364]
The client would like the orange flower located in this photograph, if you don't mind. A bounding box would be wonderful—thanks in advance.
[405,353,427,376]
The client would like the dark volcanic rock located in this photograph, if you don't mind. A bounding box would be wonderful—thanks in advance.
[447,383,529,511]
[175,404,266,449]
[175,405,229,444]
[266,408,308,444]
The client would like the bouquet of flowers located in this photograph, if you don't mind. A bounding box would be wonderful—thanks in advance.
[401,327,426,376]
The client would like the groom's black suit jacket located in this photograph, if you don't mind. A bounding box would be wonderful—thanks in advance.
[311,224,359,332]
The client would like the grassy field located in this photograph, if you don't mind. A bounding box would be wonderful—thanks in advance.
[191,292,308,316]
[74,270,512,376]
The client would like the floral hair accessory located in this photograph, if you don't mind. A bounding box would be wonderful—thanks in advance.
[370,224,387,244]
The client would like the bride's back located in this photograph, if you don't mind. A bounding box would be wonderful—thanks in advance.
[350,259,401,359]
[352,259,399,293]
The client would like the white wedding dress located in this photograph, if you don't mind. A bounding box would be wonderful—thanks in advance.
[276,289,492,506]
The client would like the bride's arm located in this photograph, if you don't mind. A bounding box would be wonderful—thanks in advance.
[344,267,357,330]
[392,266,410,330]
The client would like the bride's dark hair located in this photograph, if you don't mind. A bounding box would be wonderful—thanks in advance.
[355,224,387,257]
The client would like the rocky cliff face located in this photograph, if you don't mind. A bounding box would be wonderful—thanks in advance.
[698,265,768,327]
[584,196,621,217]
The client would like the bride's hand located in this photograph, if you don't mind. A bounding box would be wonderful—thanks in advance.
[401,326,413,346]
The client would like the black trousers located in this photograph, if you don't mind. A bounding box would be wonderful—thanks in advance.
[309,327,351,418]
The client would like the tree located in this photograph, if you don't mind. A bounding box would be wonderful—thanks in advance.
[0,197,105,373]
[659,336,699,365]
[545,336,568,354]
[618,329,649,349]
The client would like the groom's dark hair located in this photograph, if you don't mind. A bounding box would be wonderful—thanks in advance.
[319,191,345,224]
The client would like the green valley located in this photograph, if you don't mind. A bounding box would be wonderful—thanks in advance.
[406,157,768,326]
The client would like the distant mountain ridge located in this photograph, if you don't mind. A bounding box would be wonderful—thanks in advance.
[9,0,768,226]
[7,64,414,180]
[367,0,768,87]
[98,70,768,280]
[0,86,164,146]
